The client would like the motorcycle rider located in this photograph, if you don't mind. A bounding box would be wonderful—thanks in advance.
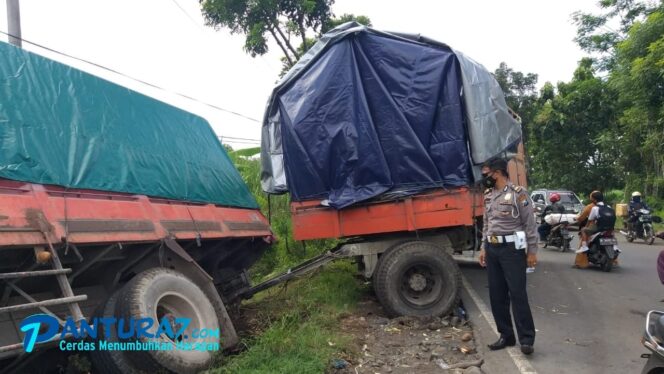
[628,191,650,234]
[537,193,566,241]
[573,191,600,268]
[577,191,607,254]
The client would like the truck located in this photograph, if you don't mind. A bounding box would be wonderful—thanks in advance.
[0,41,272,374]
[0,21,528,374]
[254,22,528,317]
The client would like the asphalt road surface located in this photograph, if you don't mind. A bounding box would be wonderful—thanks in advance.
[460,235,664,374]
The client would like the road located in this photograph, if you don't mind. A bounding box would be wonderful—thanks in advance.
[460,236,664,374]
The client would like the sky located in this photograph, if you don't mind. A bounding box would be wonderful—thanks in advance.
[0,0,601,149]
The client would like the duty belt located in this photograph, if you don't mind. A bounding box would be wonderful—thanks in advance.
[487,234,516,244]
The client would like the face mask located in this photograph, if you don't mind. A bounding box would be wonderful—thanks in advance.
[482,173,496,188]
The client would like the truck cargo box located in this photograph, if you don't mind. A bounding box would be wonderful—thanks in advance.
[261,22,521,209]
[0,41,256,209]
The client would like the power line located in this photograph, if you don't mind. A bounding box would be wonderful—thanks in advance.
[220,140,261,145]
[219,136,261,142]
[0,29,262,124]
[170,0,202,29]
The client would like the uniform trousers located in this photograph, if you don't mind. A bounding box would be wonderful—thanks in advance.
[485,241,536,345]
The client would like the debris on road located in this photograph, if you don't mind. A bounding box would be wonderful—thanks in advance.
[332,297,484,374]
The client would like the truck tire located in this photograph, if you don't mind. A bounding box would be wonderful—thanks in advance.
[373,241,460,317]
[90,290,141,374]
[116,268,220,374]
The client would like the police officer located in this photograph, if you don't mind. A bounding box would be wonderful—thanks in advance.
[478,158,538,355]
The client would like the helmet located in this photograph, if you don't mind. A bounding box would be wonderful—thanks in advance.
[549,193,560,203]
[632,191,642,197]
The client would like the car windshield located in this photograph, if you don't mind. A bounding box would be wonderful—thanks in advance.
[557,193,580,204]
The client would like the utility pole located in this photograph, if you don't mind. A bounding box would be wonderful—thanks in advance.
[7,0,22,47]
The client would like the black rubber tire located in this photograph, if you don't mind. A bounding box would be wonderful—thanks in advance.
[116,268,220,374]
[373,241,460,317]
[562,238,572,253]
[90,290,141,374]
[601,256,613,272]
[647,226,656,245]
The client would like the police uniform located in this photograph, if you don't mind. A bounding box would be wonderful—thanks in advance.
[482,183,538,347]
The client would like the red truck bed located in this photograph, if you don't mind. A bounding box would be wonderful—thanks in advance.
[290,144,528,241]
[0,178,271,248]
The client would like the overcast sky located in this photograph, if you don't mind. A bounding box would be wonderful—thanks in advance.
[0,0,600,149]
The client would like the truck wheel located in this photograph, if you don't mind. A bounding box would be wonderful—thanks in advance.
[373,241,460,317]
[117,268,220,374]
[90,290,141,374]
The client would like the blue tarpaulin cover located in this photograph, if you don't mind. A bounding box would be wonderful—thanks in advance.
[0,41,258,209]
[263,23,522,209]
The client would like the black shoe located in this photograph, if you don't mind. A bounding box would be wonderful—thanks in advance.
[488,337,516,350]
[521,344,534,355]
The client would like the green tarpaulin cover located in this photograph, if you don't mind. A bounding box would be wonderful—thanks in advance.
[0,42,257,209]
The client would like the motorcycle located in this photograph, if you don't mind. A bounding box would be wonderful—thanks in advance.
[623,209,662,245]
[586,230,620,272]
[544,220,573,252]
[640,310,664,374]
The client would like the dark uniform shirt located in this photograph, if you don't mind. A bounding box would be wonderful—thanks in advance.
[629,200,649,216]
[482,183,538,254]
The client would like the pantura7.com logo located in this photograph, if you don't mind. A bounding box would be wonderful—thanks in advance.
[19,314,220,353]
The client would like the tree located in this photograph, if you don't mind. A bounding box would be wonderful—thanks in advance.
[529,58,621,193]
[572,0,655,70]
[322,13,372,33]
[200,0,334,67]
[493,63,541,186]
[610,3,664,198]
[201,0,371,77]
[494,62,539,126]
[277,13,372,76]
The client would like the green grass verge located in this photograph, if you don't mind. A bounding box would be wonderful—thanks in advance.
[230,147,261,158]
[208,261,366,374]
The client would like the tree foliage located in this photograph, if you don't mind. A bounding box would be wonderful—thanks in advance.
[529,59,621,193]
[200,0,371,76]
[516,0,664,200]
[572,0,655,70]
[277,13,371,76]
[610,3,664,197]
[493,63,541,164]
[200,0,334,66]
[494,62,540,126]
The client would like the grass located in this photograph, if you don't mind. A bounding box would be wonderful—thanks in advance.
[208,261,365,374]
[231,147,261,158]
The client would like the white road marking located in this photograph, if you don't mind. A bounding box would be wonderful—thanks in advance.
[462,275,538,374]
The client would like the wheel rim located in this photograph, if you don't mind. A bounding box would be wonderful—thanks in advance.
[154,292,202,343]
[398,263,444,309]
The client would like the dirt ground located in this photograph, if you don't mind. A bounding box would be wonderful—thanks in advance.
[329,296,484,374]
